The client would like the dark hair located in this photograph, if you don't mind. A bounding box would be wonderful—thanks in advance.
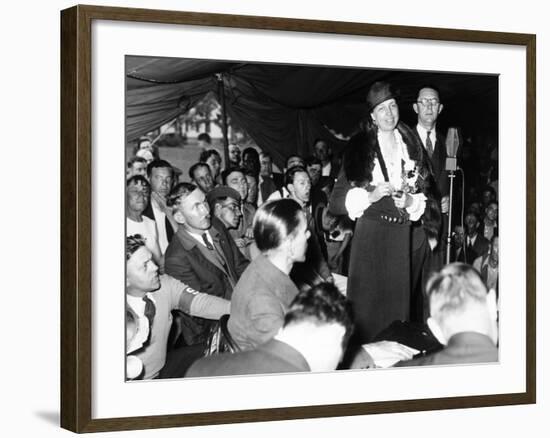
[242,147,260,160]
[127,156,147,168]
[244,168,258,181]
[304,155,322,168]
[126,234,146,260]
[126,175,150,189]
[199,148,221,163]
[221,167,246,185]
[146,159,173,179]
[167,182,197,207]
[285,165,309,187]
[253,198,303,252]
[197,132,211,143]
[285,154,305,169]
[188,162,210,180]
[284,282,354,347]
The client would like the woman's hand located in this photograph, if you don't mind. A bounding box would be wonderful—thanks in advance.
[368,182,392,203]
[392,191,413,209]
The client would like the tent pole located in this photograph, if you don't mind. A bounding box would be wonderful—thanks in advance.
[217,73,230,168]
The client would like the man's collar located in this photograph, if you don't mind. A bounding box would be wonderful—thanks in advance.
[416,123,437,135]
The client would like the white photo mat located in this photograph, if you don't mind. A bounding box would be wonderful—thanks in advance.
[92,19,526,419]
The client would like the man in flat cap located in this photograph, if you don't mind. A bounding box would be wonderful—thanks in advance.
[207,186,243,232]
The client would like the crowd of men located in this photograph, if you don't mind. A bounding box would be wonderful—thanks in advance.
[125,86,499,380]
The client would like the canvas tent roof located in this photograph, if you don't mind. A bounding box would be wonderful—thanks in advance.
[126,56,498,167]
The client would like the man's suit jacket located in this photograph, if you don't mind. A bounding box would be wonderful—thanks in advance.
[185,338,310,377]
[413,127,449,198]
[164,217,249,345]
[259,176,279,205]
[452,234,489,265]
[396,332,497,367]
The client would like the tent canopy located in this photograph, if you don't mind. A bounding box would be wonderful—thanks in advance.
[126,56,498,167]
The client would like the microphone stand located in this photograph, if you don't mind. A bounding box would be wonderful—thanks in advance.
[445,170,456,265]
[444,127,460,265]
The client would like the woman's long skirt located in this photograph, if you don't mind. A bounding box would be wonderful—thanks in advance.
[347,212,411,343]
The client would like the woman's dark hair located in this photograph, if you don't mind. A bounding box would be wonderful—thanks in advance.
[199,148,221,163]
[254,198,304,252]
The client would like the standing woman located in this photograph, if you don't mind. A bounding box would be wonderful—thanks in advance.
[329,82,440,343]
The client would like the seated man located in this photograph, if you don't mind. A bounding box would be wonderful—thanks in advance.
[222,167,256,257]
[127,156,148,179]
[164,183,249,346]
[285,165,332,288]
[207,186,242,232]
[463,211,490,264]
[258,151,283,205]
[186,282,353,377]
[396,263,498,367]
[228,143,241,168]
[189,162,215,194]
[125,235,230,379]
[126,175,162,268]
[142,159,176,254]
[473,235,499,295]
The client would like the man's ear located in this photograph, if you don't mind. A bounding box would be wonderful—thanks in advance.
[173,209,186,225]
[286,183,294,197]
[413,103,419,115]
[438,103,444,114]
[427,317,448,346]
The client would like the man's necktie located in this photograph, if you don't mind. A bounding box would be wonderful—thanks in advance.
[426,130,434,158]
[202,233,214,250]
[142,295,156,330]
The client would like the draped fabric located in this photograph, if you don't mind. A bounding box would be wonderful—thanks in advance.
[126,57,498,168]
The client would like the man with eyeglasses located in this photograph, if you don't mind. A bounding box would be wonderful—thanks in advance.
[413,86,449,215]
[164,183,249,346]
[412,86,450,323]
[207,186,243,232]
[223,167,257,258]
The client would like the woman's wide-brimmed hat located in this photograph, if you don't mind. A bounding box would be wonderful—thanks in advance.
[366,81,398,112]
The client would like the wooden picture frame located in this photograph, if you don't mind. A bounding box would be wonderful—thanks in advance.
[60,4,536,433]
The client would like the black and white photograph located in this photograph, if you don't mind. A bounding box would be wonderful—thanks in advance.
[124,56,500,381]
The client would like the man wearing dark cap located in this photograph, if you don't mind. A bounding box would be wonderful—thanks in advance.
[207,186,243,232]
[164,183,249,346]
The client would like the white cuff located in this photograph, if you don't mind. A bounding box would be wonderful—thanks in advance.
[345,187,371,220]
[406,193,427,221]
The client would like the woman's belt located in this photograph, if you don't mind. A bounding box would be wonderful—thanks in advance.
[363,208,410,225]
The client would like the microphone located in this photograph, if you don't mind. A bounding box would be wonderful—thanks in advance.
[445,127,460,171]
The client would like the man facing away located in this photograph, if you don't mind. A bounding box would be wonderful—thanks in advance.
[397,263,498,367]
[125,235,230,379]
[185,282,354,377]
